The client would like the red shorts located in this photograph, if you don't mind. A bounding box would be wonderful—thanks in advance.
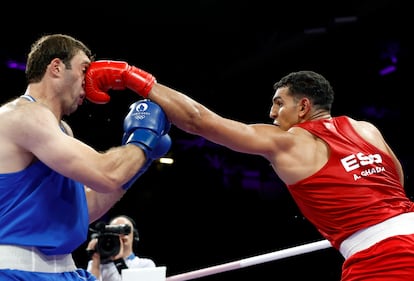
[341,234,414,281]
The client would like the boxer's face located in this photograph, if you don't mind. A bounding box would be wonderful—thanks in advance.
[270,87,303,131]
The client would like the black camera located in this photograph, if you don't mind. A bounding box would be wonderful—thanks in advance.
[89,222,132,262]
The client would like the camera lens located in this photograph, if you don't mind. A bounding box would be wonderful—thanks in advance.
[97,233,120,262]
[90,222,132,263]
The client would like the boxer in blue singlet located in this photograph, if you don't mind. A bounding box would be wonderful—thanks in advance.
[0,34,171,281]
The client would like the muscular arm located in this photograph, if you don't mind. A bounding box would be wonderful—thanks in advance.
[147,83,285,158]
[2,102,146,193]
[84,60,292,159]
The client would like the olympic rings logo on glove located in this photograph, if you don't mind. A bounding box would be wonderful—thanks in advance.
[133,114,147,120]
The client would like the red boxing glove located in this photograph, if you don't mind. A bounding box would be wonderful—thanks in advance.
[85,60,156,104]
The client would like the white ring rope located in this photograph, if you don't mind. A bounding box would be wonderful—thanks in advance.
[166,239,332,281]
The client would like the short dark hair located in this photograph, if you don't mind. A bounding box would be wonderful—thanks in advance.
[25,33,94,83]
[273,70,335,111]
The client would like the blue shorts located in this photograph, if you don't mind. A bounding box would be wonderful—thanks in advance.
[0,268,97,281]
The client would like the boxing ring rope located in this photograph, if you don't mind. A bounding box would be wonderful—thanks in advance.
[166,239,332,281]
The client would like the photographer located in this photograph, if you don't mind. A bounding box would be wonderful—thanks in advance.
[86,215,155,281]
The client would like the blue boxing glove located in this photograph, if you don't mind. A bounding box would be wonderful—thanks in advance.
[122,99,171,190]
[123,134,171,190]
